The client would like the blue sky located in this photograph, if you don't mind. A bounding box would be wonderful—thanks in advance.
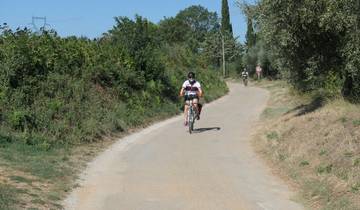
[0,0,255,42]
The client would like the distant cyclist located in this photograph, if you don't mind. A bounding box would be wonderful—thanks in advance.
[242,68,249,86]
[179,72,203,126]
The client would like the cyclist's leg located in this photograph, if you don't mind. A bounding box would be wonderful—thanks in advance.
[193,98,200,120]
[184,100,190,125]
[197,103,203,118]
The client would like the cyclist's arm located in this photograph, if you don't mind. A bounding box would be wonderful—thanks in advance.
[198,88,203,97]
[196,82,203,97]
[179,88,185,97]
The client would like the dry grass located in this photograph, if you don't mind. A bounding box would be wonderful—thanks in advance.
[253,80,360,210]
[0,137,116,210]
[0,107,192,209]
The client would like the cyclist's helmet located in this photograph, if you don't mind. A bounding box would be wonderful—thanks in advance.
[188,72,195,79]
[188,72,196,85]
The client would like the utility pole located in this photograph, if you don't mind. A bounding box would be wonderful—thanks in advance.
[357,0,359,44]
[222,34,226,77]
[219,18,240,78]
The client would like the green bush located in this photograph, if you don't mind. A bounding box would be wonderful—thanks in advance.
[8,111,28,130]
[0,12,228,147]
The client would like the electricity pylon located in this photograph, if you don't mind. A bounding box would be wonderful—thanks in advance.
[30,16,51,33]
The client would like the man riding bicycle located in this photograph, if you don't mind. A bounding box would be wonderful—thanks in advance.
[179,72,203,126]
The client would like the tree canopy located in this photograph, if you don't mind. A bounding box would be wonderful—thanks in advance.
[241,0,360,101]
[159,5,219,51]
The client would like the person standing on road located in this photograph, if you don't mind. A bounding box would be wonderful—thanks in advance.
[256,64,262,80]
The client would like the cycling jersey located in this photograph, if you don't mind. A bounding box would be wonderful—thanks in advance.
[182,80,201,99]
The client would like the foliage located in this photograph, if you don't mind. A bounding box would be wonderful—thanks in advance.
[221,0,233,35]
[0,7,228,148]
[238,3,277,78]
[201,31,243,67]
[239,0,360,101]
[245,17,256,49]
[159,5,220,52]
[159,4,243,76]
[242,38,278,78]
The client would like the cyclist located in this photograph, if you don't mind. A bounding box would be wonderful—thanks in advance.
[242,68,249,86]
[179,72,203,126]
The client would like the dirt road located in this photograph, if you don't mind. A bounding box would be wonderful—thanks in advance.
[64,83,303,210]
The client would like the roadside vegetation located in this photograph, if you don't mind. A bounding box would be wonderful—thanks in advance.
[239,0,360,209]
[239,0,360,101]
[0,4,238,209]
[253,81,360,209]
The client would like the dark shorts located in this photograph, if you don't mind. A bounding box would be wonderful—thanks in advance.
[184,95,199,101]
[184,95,199,105]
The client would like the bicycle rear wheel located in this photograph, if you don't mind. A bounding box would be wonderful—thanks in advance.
[243,78,248,86]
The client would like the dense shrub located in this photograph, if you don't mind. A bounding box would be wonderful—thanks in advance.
[0,12,228,147]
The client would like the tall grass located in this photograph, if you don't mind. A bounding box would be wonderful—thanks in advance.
[254,80,360,210]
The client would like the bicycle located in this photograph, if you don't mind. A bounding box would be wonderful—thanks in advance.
[187,96,198,134]
[242,75,248,86]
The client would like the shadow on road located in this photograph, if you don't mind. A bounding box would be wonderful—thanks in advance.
[193,127,221,133]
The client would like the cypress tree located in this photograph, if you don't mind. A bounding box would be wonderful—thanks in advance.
[245,17,256,49]
[221,0,233,36]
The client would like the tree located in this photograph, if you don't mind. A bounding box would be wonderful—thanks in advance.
[341,0,360,100]
[221,0,233,36]
[245,17,256,49]
[202,32,242,66]
[159,5,219,52]
[239,0,360,100]
[107,15,164,88]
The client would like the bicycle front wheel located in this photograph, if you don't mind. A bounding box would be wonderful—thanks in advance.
[188,108,194,134]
